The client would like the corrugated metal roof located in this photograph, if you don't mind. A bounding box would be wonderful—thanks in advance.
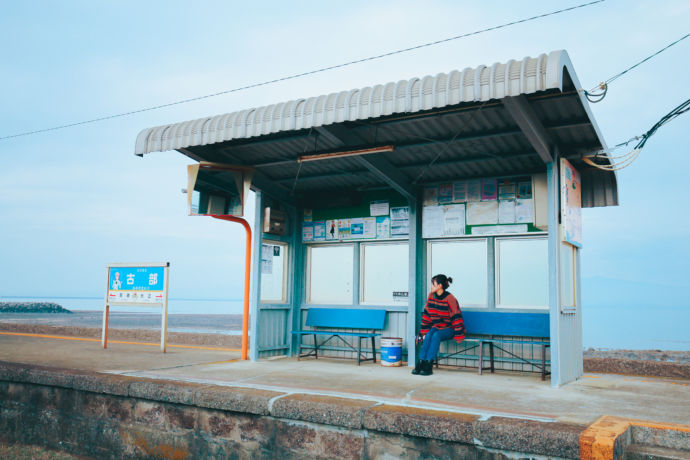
[136,50,573,156]
[134,50,618,207]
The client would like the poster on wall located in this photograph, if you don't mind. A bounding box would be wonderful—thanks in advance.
[369,200,389,216]
[376,216,390,239]
[467,179,482,202]
[390,206,410,236]
[325,220,339,240]
[452,180,467,202]
[466,201,498,225]
[362,217,377,238]
[515,198,534,223]
[442,204,465,236]
[338,219,351,239]
[471,224,528,235]
[350,218,364,237]
[422,206,444,238]
[498,199,516,224]
[422,204,466,238]
[517,181,532,199]
[260,244,273,274]
[498,180,516,200]
[438,184,453,204]
[391,206,409,221]
[313,221,326,241]
[302,223,314,241]
[481,179,498,201]
[560,158,582,247]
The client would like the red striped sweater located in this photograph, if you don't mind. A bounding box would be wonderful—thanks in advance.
[420,291,465,343]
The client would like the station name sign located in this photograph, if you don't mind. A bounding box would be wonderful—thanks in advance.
[107,263,169,305]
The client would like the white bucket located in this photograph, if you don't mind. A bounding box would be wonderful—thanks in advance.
[381,337,402,366]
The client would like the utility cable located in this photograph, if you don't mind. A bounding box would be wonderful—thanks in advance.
[584,97,690,170]
[412,101,490,184]
[585,32,690,103]
[0,0,605,142]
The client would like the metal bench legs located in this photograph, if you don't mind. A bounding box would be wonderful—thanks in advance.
[478,341,494,375]
[297,333,319,361]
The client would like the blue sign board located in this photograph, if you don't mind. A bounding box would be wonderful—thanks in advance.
[109,266,164,291]
[107,265,167,305]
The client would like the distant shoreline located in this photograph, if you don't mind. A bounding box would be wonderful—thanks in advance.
[0,302,72,314]
[1,296,244,302]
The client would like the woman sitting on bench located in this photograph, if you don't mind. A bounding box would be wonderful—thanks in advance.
[412,274,465,376]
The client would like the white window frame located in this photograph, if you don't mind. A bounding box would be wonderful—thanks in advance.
[306,243,355,305]
[260,240,289,304]
[426,236,489,309]
[495,235,549,310]
[359,240,409,306]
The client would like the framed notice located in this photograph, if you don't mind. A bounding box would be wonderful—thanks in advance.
[560,158,582,247]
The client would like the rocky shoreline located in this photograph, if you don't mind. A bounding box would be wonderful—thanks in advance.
[0,301,72,313]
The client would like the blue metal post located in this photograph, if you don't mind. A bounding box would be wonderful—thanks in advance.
[290,206,306,357]
[406,197,423,367]
[547,160,561,386]
[249,192,263,361]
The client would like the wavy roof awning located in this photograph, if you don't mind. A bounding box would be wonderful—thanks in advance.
[136,50,617,207]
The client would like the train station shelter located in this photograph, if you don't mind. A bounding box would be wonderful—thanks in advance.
[135,50,618,386]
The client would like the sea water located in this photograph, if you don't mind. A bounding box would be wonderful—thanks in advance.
[2,296,688,350]
[1,296,243,315]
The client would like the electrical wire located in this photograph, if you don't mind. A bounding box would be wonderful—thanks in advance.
[584,32,690,103]
[412,101,490,184]
[584,97,690,170]
[0,0,606,142]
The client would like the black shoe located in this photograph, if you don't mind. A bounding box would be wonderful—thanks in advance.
[411,360,422,375]
[420,360,433,376]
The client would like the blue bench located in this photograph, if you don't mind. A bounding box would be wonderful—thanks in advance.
[292,308,386,365]
[435,311,551,380]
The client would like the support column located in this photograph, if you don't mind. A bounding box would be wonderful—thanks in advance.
[406,197,424,367]
[249,192,263,362]
[547,160,561,386]
[288,205,304,358]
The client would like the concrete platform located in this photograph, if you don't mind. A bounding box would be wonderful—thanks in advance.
[1,332,688,427]
[1,332,689,459]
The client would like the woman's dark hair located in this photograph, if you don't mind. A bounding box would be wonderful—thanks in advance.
[431,274,453,290]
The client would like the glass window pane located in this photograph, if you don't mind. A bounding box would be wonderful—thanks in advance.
[308,245,353,304]
[497,237,548,308]
[560,243,575,307]
[260,242,287,303]
[429,239,487,307]
[362,243,409,305]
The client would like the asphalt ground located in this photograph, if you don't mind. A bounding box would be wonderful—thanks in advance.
[1,331,688,427]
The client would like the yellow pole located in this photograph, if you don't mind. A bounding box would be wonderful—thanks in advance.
[212,215,252,360]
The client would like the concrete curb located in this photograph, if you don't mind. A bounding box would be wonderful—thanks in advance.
[0,360,585,459]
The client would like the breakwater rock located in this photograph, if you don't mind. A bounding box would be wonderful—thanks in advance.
[0,302,72,313]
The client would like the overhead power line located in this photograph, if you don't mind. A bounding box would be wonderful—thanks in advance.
[0,0,606,142]
[585,32,690,103]
[584,97,690,171]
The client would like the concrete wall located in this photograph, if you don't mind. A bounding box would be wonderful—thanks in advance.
[0,361,583,459]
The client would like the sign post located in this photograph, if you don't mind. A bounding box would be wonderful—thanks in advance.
[103,262,170,352]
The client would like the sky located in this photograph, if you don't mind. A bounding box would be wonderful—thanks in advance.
[1,1,689,327]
